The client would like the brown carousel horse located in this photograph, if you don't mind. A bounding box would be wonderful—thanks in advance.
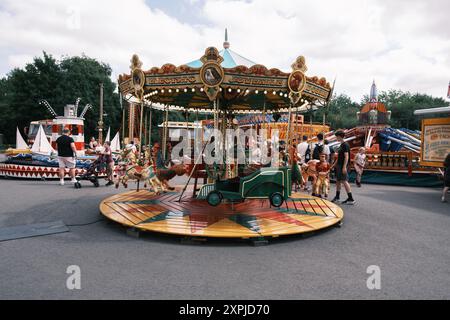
[300,159,320,191]
[313,171,330,198]
[156,164,187,190]
[312,155,331,198]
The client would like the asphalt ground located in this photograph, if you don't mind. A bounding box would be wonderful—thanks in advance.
[0,175,449,299]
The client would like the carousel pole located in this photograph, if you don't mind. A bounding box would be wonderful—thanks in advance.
[287,103,293,148]
[128,102,135,143]
[213,99,218,131]
[122,102,126,145]
[162,105,166,160]
[262,98,266,140]
[139,101,144,151]
[143,107,147,146]
[162,104,169,161]
[148,103,153,149]
[119,91,125,146]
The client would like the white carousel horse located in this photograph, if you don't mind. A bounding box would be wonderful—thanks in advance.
[115,164,166,194]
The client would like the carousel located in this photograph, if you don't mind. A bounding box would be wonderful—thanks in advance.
[100,35,343,242]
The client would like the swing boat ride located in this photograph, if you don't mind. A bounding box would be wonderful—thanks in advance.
[100,34,344,241]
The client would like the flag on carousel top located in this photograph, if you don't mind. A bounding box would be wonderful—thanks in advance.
[447,81,450,99]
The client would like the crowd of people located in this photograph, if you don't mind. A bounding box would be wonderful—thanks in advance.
[289,130,361,205]
[54,135,115,186]
[55,129,450,205]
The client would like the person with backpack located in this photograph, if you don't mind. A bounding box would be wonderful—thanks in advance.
[312,133,330,161]
[297,135,310,164]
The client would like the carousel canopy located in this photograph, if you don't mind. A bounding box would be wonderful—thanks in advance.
[118,31,332,114]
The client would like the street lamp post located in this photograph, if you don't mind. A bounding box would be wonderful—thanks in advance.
[98,83,104,145]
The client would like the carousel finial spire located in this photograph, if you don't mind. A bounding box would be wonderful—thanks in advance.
[223,28,230,49]
[370,79,378,102]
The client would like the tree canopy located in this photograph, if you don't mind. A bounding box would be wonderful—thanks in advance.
[0,52,448,145]
[313,90,448,130]
[0,52,121,144]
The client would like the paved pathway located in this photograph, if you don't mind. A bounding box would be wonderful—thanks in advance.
[0,177,449,299]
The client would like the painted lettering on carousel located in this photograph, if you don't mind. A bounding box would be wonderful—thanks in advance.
[145,75,199,86]
[304,83,329,99]
[119,78,133,95]
[225,75,286,88]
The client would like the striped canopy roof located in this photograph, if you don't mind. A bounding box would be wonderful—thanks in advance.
[186,48,256,68]
[186,29,256,68]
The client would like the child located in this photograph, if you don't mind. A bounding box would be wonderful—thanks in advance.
[354,147,366,187]
[442,153,450,203]
[313,153,331,198]
[302,158,319,193]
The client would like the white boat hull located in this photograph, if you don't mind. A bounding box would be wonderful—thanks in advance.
[0,163,87,179]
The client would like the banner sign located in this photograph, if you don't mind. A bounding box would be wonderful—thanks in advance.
[421,117,450,167]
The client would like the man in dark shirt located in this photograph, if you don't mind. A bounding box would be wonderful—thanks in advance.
[330,130,355,205]
[56,128,78,186]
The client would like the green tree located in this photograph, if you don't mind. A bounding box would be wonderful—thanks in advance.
[0,52,121,144]
[313,93,360,129]
[361,90,448,130]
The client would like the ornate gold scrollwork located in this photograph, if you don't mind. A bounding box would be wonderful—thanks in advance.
[130,54,145,101]
[288,56,308,105]
[199,47,225,101]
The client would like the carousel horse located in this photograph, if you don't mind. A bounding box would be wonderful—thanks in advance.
[313,171,330,198]
[115,163,166,193]
[312,155,331,197]
[300,159,320,191]
[115,147,165,193]
[156,163,187,190]
[118,147,138,165]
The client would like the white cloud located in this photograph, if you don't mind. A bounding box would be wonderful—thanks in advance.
[0,0,449,101]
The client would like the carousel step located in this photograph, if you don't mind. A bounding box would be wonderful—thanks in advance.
[251,237,269,246]
[126,227,141,238]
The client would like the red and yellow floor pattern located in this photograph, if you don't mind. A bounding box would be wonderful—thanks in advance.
[100,189,344,238]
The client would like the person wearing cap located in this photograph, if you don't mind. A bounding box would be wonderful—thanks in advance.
[56,128,78,185]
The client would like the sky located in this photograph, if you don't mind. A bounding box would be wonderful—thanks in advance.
[0,0,449,101]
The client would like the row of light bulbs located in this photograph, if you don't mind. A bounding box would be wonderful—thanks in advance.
[140,100,305,114]
[143,88,290,99]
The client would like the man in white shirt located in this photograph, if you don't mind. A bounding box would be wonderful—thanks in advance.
[323,139,331,161]
[313,133,331,162]
[297,135,309,164]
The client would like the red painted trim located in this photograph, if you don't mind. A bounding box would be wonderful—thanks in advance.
[75,142,84,150]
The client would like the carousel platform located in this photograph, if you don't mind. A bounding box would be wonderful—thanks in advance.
[100,187,344,240]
